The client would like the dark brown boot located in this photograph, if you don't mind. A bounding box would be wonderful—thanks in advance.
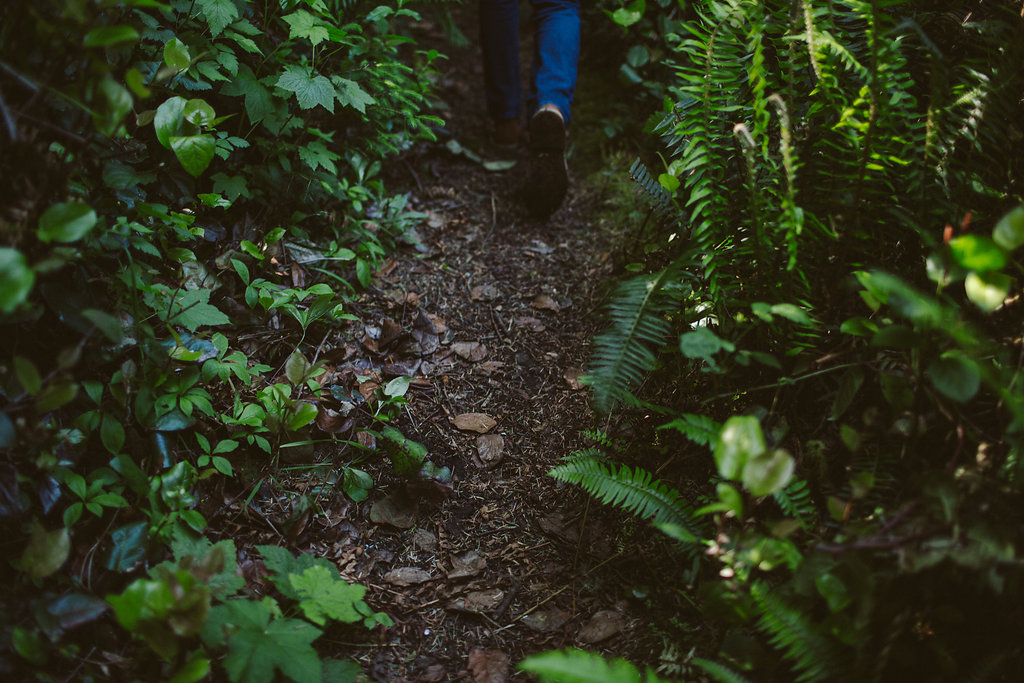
[525,105,568,217]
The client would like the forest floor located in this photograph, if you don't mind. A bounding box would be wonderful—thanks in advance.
[205,5,696,682]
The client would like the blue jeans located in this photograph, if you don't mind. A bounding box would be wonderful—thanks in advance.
[479,0,581,125]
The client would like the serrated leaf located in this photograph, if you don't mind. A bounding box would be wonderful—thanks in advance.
[0,248,34,313]
[277,66,335,112]
[170,134,216,177]
[222,610,321,683]
[256,545,336,600]
[290,565,366,625]
[282,10,329,46]
[38,202,97,243]
[161,288,230,331]
[335,78,375,114]
[197,0,239,37]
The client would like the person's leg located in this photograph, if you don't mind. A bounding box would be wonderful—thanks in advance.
[528,0,580,124]
[479,0,522,125]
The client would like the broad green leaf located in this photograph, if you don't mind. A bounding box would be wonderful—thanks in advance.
[286,402,318,431]
[993,205,1024,251]
[170,134,216,177]
[158,288,230,331]
[815,573,852,612]
[626,44,650,68]
[14,356,42,395]
[93,76,133,135]
[183,98,215,128]
[658,173,680,192]
[322,660,361,683]
[380,426,427,476]
[964,271,1010,312]
[38,202,97,243]
[277,66,335,112]
[384,376,410,398]
[169,655,211,683]
[335,78,375,114]
[221,65,276,125]
[164,38,191,71]
[770,303,814,326]
[741,448,795,497]
[609,0,646,28]
[21,521,70,581]
[714,416,765,480]
[282,10,329,46]
[126,67,151,98]
[106,521,149,572]
[948,235,1007,272]
[101,415,126,454]
[830,367,864,421]
[155,96,187,148]
[680,327,734,363]
[84,25,139,47]
[203,600,322,683]
[0,248,34,312]
[196,0,239,37]
[35,382,78,412]
[839,317,878,336]
[290,565,367,625]
[341,468,372,502]
[285,350,310,386]
[928,353,981,403]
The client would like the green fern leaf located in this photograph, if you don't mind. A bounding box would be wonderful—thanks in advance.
[752,582,842,683]
[693,658,754,683]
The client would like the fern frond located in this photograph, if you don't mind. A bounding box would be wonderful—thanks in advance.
[658,413,721,448]
[692,658,754,683]
[773,478,816,528]
[584,266,686,415]
[752,582,843,683]
[629,158,681,230]
[550,455,702,546]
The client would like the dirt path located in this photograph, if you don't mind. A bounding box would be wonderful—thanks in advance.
[219,6,679,681]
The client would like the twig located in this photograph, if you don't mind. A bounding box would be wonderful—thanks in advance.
[0,86,18,142]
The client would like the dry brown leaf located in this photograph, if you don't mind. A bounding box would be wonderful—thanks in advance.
[531,294,560,311]
[380,318,404,347]
[449,588,504,614]
[369,494,417,529]
[467,648,510,683]
[427,313,448,334]
[316,407,352,434]
[563,367,585,390]
[577,609,625,643]
[521,607,571,632]
[452,341,487,362]
[356,430,376,450]
[516,316,546,332]
[473,434,506,470]
[448,550,486,580]
[384,567,433,586]
[453,413,497,433]
[412,529,439,552]
[476,361,505,376]
[537,512,579,543]
[470,284,501,301]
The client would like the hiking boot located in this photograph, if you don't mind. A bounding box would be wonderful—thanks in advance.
[525,104,568,217]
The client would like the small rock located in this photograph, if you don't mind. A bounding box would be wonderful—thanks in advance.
[577,609,625,643]
[473,434,506,469]
[385,567,434,586]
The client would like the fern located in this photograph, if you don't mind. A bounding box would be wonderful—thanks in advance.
[584,266,688,415]
[520,648,669,683]
[772,478,816,528]
[550,455,703,546]
[628,158,680,230]
[657,413,721,448]
[751,582,844,683]
[692,658,754,683]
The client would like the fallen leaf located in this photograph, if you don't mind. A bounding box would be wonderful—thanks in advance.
[453,413,497,433]
[521,607,571,632]
[405,291,421,306]
[385,567,434,586]
[537,512,578,543]
[482,159,517,172]
[316,407,353,433]
[369,494,417,529]
[531,295,560,312]
[467,648,510,683]
[452,341,487,362]
[473,434,506,470]
[449,588,504,614]
[471,284,501,301]
[427,313,447,334]
[526,240,555,255]
[412,529,438,552]
[380,319,404,347]
[563,368,585,390]
[516,316,546,332]
[357,430,376,450]
[425,210,445,229]
[477,361,505,376]
[448,550,486,580]
[420,664,447,682]
[577,609,625,643]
